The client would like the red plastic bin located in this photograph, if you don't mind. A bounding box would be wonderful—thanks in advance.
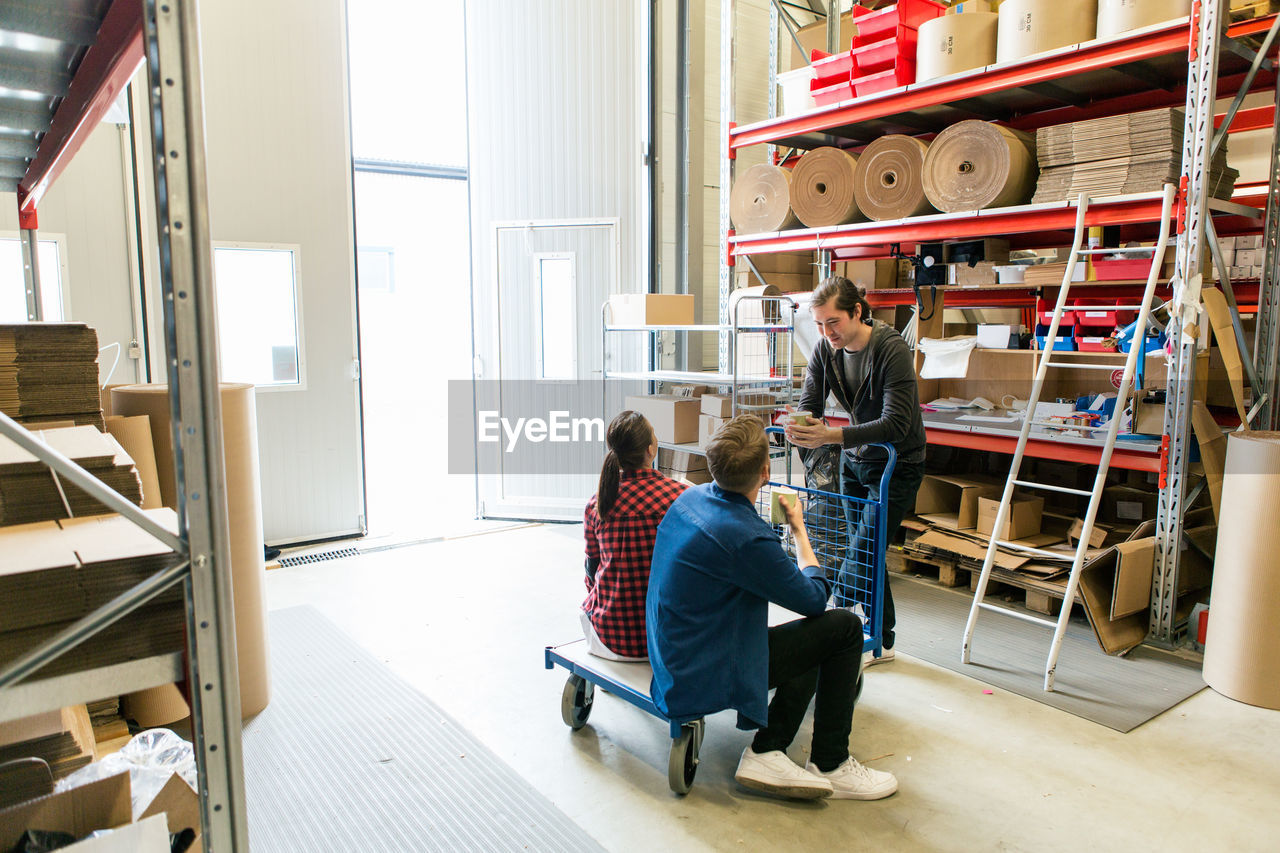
[1075,335,1117,352]
[1091,258,1152,281]
[809,49,854,87]
[851,33,917,75]
[852,0,946,43]
[852,62,916,96]
[811,77,855,106]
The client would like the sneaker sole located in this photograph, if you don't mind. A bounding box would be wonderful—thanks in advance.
[735,775,832,800]
[828,781,898,801]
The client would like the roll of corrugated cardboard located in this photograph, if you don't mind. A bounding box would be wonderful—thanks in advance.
[852,135,936,221]
[730,283,785,325]
[916,12,999,83]
[1097,0,1191,39]
[110,382,271,720]
[922,121,1037,212]
[104,415,162,510]
[997,0,1098,63]
[790,147,862,228]
[1203,431,1280,710]
[730,164,799,234]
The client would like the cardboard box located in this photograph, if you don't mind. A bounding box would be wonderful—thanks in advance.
[1068,517,1112,549]
[1234,233,1262,250]
[1190,402,1226,521]
[1101,485,1159,523]
[1107,523,1215,620]
[667,384,707,398]
[0,774,132,851]
[624,395,700,444]
[657,448,707,472]
[948,262,998,287]
[1132,396,1165,435]
[791,11,854,69]
[1234,248,1259,267]
[977,494,1044,540]
[700,393,774,418]
[915,474,1002,529]
[699,413,730,446]
[607,294,695,326]
[664,467,712,486]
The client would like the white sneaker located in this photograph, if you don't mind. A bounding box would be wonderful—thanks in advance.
[806,757,898,800]
[735,747,833,800]
[863,647,894,667]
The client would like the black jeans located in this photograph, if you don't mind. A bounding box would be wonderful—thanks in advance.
[751,609,864,772]
[837,454,926,651]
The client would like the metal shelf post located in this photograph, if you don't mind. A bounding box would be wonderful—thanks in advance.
[144,0,248,848]
[1257,72,1280,431]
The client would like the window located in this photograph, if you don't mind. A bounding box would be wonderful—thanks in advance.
[212,245,305,389]
[357,246,395,293]
[0,236,67,322]
[536,253,577,381]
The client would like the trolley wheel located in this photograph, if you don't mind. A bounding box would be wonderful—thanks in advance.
[667,719,704,795]
[560,675,594,730]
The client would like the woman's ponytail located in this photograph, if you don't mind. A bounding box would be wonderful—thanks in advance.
[595,411,655,521]
[597,450,622,520]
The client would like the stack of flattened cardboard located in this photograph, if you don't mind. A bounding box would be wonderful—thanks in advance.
[0,324,105,430]
[0,509,184,682]
[0,706,97,791]
[1032,109,1237,203]
[0,426,142,525]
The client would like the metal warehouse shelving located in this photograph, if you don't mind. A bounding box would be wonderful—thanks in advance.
[0,0,247,849]
[717,0,1280,646]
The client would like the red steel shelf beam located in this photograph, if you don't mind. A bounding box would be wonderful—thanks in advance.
[730,15,1278,152]
[17,0,145,214]
[925,427,1161,471]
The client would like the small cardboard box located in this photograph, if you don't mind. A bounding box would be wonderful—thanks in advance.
[915,474,1002,530]
[700,393,774,418]
[699,414,730,446]
[664,467,712,486]
[976,494,1044,540]
[607,294,695,326]
[668,384,707,398]
[1101,485,1159,523]
[0,774,132,851]
[1234,248,1259,267]
[1234,233,1262,250]
[1107,524,1215,620]
[624,395,700,445]
[1132,397,1165,435]
[657,448,707,472]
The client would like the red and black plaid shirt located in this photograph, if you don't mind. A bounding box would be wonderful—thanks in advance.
[583,468,687,658]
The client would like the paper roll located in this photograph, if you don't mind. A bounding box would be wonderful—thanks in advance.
[790,147,862,228]
[852,135,935,221]
[916,12,998,83]
[730,283,785,325]
[1097,0,1191,40]
[922,121,1037,212]
[1204,432,1280,710]
[730,164,799,234]
[110,383,271,719]
[996,0,1099,64]
[104,415,162,510]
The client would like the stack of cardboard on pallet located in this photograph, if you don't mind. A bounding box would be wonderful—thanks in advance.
[0,426,143,525]
[657,448,711,486]
[0,324,105,431]
[0,706,97,802]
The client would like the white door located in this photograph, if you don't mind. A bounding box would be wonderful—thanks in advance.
[465,0,649,520]
[134,0,366,544]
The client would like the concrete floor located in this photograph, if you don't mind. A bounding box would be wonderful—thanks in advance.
[264,523,1280,852]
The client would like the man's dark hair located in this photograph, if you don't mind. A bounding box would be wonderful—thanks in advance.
[811,275,871,323]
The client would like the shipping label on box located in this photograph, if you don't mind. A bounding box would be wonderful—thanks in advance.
[624,395,701,445]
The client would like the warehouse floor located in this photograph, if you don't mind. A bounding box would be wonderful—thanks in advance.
[264,523,1280,852]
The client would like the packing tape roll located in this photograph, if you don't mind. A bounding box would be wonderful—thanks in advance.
[730,163,799,234]
[790,147,862,228]
[111,382,271,720]
[1204,431,1280,710]
[1097,0,1191,39]
[916,12,998,83]
[922,121,1037,212]
[996,0,1098,64]
[852,135,935,221]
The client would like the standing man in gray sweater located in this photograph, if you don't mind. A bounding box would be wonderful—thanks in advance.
[785,276,927,664]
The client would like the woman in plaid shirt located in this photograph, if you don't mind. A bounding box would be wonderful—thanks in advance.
[582,411,688,660]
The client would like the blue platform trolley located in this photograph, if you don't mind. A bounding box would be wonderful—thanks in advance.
[545,432,897,794]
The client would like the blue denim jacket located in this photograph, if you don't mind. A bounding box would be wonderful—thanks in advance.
[646,483,831,728]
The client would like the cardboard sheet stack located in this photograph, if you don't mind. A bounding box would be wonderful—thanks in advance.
[0,323,105,431]
[1032,109,1237,204]
[0,706,96,792]
[0,426,143,525]
[0,509,185,683]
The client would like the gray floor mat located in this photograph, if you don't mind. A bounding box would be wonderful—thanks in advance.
[893,577,1204,732]
[243,605,604,852]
